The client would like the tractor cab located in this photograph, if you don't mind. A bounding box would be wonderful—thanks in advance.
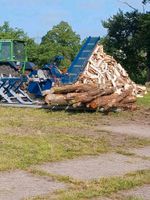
[0,39,27,62]
[0,39,34,76]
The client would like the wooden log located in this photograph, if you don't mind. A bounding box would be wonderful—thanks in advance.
[44,44,147,109]
[45,94,67,105]
[52,83,98,94]
[117,103,137,111]
[87,89,131,109]
[70,87,114,104]
[121,96,136,104]
[66,93,79,100]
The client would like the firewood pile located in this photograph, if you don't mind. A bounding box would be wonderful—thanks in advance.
[45,45,147,111]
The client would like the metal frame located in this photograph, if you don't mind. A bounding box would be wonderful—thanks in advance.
[0,77,33,104]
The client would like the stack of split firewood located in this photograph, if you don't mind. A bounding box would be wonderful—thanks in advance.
[45,45,147,111]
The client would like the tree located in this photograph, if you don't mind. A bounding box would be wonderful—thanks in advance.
[102,11,150,83]
[39,21,81,68]
[0,21,27,39]
[0,21,39,63]
[139,12,150,81]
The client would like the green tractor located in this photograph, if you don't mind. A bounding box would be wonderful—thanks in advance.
[0,39,34,76]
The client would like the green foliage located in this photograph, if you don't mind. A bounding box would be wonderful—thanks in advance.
[0,21,27,39]
[0,21,39,63]
[102,11,150,84]
[139,12,150,81]
[26,38,39,64]
[0,21,81,67]
[39,21,81,68]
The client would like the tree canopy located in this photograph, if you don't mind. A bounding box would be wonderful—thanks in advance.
[0,21,38,63]
[39,21,81,68]
[0,9,150,84]
[0,21,81,68]
[102,10,150,83]
[0,21,27,39]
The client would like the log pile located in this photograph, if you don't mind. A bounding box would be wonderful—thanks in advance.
[45,45,147,111]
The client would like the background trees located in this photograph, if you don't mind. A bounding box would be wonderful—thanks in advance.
[102,9,150,83]
[101,0,150,83]
[0,21,27,39]
[0,21,81,68]
[0,21,39,64]
[0,4,150,84]
[39,21,81,68]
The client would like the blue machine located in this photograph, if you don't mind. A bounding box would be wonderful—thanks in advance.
[61,36,100,84]
[27,55,64,97]
[0,36,100,106]
[28,36,100,97]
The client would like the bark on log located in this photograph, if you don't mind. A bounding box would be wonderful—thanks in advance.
[117,103,137,111]
[70,88,114,104]
[45,94,67,105]
[87,89,131,109]
[121,96,136,104]
[52,84,97,94]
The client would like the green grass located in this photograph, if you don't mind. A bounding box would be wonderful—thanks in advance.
[137,92,150,108]
[0,106,150,200]
[27,170,150,200]
[0,107,149,171]
[1,131,149,172]
[0,133,108,171]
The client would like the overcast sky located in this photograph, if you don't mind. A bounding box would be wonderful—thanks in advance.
[0,0,149,42]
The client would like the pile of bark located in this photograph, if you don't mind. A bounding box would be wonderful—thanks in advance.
[45,45,147,111]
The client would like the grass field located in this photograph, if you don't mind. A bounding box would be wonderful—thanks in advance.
[0,105,149,172]
[137,92,150,108]
[0,92,150,199]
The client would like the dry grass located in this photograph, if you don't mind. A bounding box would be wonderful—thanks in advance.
[0,106,149,171]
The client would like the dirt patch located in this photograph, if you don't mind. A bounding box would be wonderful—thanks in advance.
[0,170,66,200]
[99,123,150,138]
[92,198,112,200]
[131,146,150,157]
[38,153,150,180]
[120,184,150,200]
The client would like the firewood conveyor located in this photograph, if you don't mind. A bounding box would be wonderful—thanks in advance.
[0,36,100,108]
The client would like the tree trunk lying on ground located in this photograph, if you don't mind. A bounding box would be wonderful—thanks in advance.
[44,45,147,111]
[45,83,137,111]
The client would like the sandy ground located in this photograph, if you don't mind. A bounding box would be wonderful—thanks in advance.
[0,170,66,200]
[99,123,150,138]
[131,146,150,157]
[120,185,150,200]
[38,153,150,180]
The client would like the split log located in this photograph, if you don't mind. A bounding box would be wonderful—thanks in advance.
[44,44,146,111]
